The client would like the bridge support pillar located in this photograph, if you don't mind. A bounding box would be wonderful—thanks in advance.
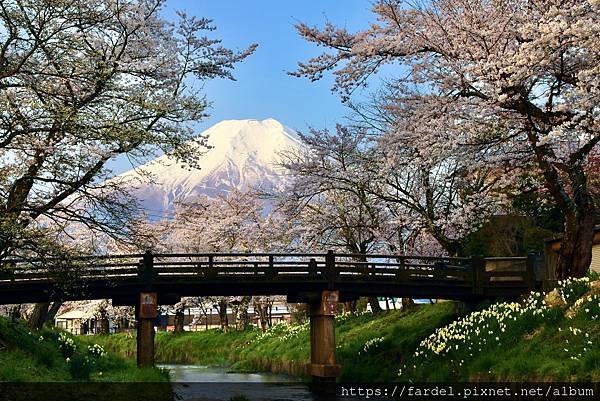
[308,290,340,391]
[136,293,157,367]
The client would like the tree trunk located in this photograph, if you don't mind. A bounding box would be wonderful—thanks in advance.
[344,301,357,314]
[218,299,228,330]
[201,310,209,330]
[355,252,384,315]
[28,302,49,330]
[556,206,596,279]
[10,304,22,321]
[533,144,597,279]
[402,298,415,310]
[368,296,383,314]
[44,301,63,324]
[98,306,110,335]
[99,316,110,334]
[235,296,251,331]
[230,305,239,330]
[254,303,269,332]
[174,306,185,334]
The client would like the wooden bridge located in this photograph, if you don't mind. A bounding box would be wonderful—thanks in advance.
[0,251,541,382]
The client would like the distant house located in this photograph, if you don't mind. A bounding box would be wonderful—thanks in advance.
[55,311,133,335]
[593,242,600,274]
[158,304,293,332]
[544,227,600,279]
[55,310,93,335]
[55,302,294,333]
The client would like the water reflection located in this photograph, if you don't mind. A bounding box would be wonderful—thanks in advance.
[159,364,316,401]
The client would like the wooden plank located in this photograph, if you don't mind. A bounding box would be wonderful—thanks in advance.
[334,253,469,261]
[484,270,527,278]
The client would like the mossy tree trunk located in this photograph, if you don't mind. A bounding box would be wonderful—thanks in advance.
[254,303,269,332]
[28,302,49,330]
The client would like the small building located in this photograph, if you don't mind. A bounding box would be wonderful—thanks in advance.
[158,304,293,332]
[55,310,93,335]
[544,227,600,279]
[55,310,133,334]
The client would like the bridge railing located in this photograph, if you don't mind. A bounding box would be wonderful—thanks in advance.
[152,253,328,279]
[482,255,536,293]
[0,254,144,282]
[0,251,538,295]
[331,253,472,285]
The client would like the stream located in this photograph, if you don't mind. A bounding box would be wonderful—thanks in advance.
[159,364,318,401]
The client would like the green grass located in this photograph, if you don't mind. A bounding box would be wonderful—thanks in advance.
[90,302,458,381]
[0,316,170,386]
[91,282,600,382]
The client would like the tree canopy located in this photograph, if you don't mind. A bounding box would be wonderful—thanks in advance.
[0,0,255,259]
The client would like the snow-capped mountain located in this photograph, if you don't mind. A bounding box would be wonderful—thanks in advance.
[116,118,302,218]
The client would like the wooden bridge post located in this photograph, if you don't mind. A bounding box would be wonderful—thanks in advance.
[136,250,156,367]
[471,255,485,296]
[308,290,341,387]
[326,250,336,290]
[526,253,537,292]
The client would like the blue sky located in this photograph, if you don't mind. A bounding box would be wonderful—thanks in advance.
[165,0,372,130]
[109,1,376,174]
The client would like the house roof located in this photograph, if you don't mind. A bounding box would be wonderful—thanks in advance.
[55,310,88,320]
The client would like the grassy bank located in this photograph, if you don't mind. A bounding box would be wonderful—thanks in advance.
[92,278,600,382]
[89,302,459,381]
[0,316,170,386]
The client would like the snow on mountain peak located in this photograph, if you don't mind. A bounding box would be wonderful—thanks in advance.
[117,118,301,218]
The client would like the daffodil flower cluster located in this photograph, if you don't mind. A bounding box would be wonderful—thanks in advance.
[335,310,372,325]
[562,325,593,361]
[88,343,107,358]
[572,294,600,320]
[414,292,548,361]
[359,336,384,355]
[253,321,309,343]
[335,312,354,325]
[58,332,77,358]
[558,277,591,305]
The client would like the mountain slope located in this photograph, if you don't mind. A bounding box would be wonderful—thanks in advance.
[116,118,301,218]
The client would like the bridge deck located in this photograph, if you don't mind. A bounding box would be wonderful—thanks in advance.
[0,251,539,304]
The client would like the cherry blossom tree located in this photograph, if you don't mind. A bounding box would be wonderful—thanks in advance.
[0,0,255,260]
[147,189,293,330]
[355,85,510,256]
[0,0,255,328]
[294,0,600,278]
[279,128,389,312]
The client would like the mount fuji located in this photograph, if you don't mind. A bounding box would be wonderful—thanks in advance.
[116,118,302,218]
